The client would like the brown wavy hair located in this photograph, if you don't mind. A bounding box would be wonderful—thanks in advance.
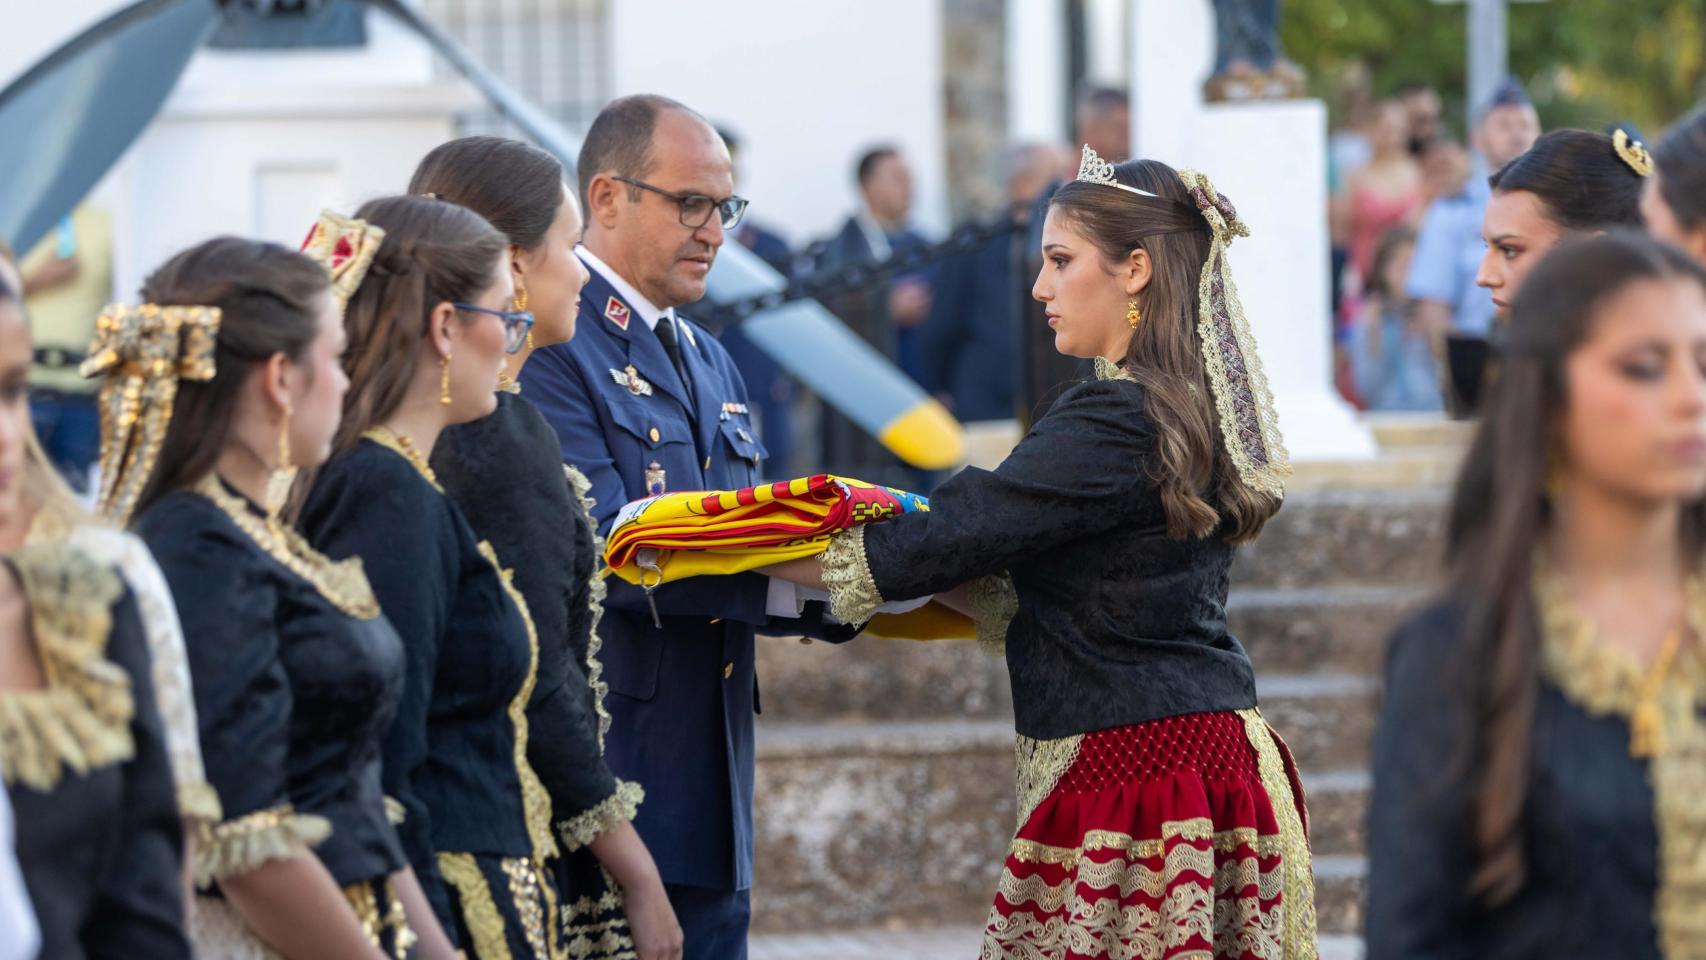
[1446,230,1706,903]
[328,195,506,458]
[1048,159,1280,543]
[131,238,330,518]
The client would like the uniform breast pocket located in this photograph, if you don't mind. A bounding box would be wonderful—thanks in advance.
[603,395,695,492]
[719,419,768,482]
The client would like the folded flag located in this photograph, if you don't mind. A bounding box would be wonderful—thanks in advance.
[605,474,929,587]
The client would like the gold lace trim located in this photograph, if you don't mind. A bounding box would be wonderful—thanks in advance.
[476,540,561,869]
[565,463,613,752]
[1238,708,1316,957]
[968,574,1018,658]
[560,863,637,958]
[192,803,332,887]
[497,375,522,395]
[1176,170,1290,501]
[384,795,406,825]
[1013,732,1083,832]
[821,526,882,625]
[1092,356,1130,382]
[557,779,645,852]
[193,474,381,620]
[179,780,224,823]
[1536,564,1706,957]
[343,879,418,959]
[439,852,513,960]
[0,543,134,792]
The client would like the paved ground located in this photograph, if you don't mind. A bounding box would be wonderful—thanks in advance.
[749,928,1365,959]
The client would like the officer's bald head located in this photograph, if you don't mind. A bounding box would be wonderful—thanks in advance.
[579,95,716,208]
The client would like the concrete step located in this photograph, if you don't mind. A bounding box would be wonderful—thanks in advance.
[1363,412,1474,451]
[751,717,1372,936]
[1288,447,1463,493]
[1233,488,1449,590]
[752,929,1366,960]
[1314,855,1368,937]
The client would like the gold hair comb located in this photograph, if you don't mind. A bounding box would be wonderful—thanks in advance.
[301,210,386,312]
[1614,129,1654,178]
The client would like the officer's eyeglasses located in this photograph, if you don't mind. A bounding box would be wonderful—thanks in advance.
[612,176,749,231]
[452,303,535,354]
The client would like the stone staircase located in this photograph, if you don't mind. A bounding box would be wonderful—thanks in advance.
[748,413,1468,951]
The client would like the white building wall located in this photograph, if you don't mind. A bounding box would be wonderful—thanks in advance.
[608,0,948,244]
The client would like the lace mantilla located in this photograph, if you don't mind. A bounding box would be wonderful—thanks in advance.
[821,526,882,625]
[192,803,332,887]
[1536,563,1706,957]
[0,543,134,793]
[968,574,1018,657]
[193,474,380,621]
[557,779,645,852]
[565,462,614,751]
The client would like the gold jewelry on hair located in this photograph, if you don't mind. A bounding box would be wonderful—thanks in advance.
[194,473,380,620]
[1076,144,1161,198]
[1127,300,1142,329]
[300,210,386,314]
[264,404,296,521]
[80,303,223,524]
[363,426,441,492]
[1614,129,1654,178]
[440,352,452,406]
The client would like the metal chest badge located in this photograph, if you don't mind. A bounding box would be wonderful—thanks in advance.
[644,461,667,496]
[610,365,653,397]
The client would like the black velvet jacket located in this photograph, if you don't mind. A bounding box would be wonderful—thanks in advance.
[853,373,1258,740]
[1368,601,1675,958]
[302,438,544,929]
[433,392,625,844]
[3,545,189,960]
[135,485,409,888]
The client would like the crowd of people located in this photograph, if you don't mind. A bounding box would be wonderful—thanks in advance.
[1,73,1706,960]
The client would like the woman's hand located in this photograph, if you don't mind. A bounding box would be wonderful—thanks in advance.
[624,877,683,960]
[757,556,827,591]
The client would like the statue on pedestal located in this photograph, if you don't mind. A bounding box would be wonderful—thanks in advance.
[1204,0,1306,102]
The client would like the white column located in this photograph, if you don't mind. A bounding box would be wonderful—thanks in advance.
[1006,0,1068,144]
[1129,0,1374,462]
[1084,0,1128,86]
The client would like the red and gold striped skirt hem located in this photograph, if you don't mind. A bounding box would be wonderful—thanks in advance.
[982,709,1317,960]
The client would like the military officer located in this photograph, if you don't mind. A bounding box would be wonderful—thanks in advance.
[519,94,852,960]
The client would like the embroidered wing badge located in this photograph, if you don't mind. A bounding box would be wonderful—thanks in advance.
[610,365,654,397]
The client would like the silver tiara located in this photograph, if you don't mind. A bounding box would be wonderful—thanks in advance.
[1076,144,1159,198]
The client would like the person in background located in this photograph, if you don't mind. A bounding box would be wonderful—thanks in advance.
[1395,80,1444,156]
[18,202,111,491]
[920,143,1064,422]
[1075,85,1131,165]
[1420,137,1471,207]
[1340,99,1424,405]
[1642,102,1706,265]
[711,125,797,476]
[1349,227,1440,412]
[1368,231,1706,956]
[817,145,934,379]
[1405,78,1540,394]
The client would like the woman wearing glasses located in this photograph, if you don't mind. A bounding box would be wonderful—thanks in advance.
[298,195,572,959]
[411,137,683,960]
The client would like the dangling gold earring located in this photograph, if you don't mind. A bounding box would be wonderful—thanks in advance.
[264,404,295,522]
[515,278,534,350]
[440,352,453,406]
[1127,300,1142,329]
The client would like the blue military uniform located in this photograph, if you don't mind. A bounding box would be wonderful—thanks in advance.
[520,249,849,958]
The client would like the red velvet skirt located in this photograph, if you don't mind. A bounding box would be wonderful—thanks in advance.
[982,709,1317,960]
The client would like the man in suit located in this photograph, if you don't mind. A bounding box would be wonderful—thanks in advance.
[519,94,852,960]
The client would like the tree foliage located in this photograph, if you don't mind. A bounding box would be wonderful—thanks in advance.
[1281,0,1706,137]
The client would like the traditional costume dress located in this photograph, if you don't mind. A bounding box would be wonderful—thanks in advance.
[303,430,567,960]
[82,297,420,957]
[433,386,642,959]
[0,542,191,959]
[1368,572,1706,957]
[819,151,1317,959]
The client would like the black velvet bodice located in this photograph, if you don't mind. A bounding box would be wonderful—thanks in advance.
[135,486,409,886]
[862,376,1258,740]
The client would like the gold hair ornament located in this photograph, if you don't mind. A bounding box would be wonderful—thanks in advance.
[1176,168,1291,500]
[1613,129,1654,178]
[1075,144,1161,199]
[80,304,222,523]
[300,210,386,313]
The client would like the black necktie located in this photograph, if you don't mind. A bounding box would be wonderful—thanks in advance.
[655,315,696,407]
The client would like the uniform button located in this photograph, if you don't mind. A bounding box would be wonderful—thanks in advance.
[722,662,734,680]
[649,427,661,443]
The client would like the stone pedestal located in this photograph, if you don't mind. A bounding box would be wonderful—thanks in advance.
[110,8,474,296]
[1128,0,1374,462]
